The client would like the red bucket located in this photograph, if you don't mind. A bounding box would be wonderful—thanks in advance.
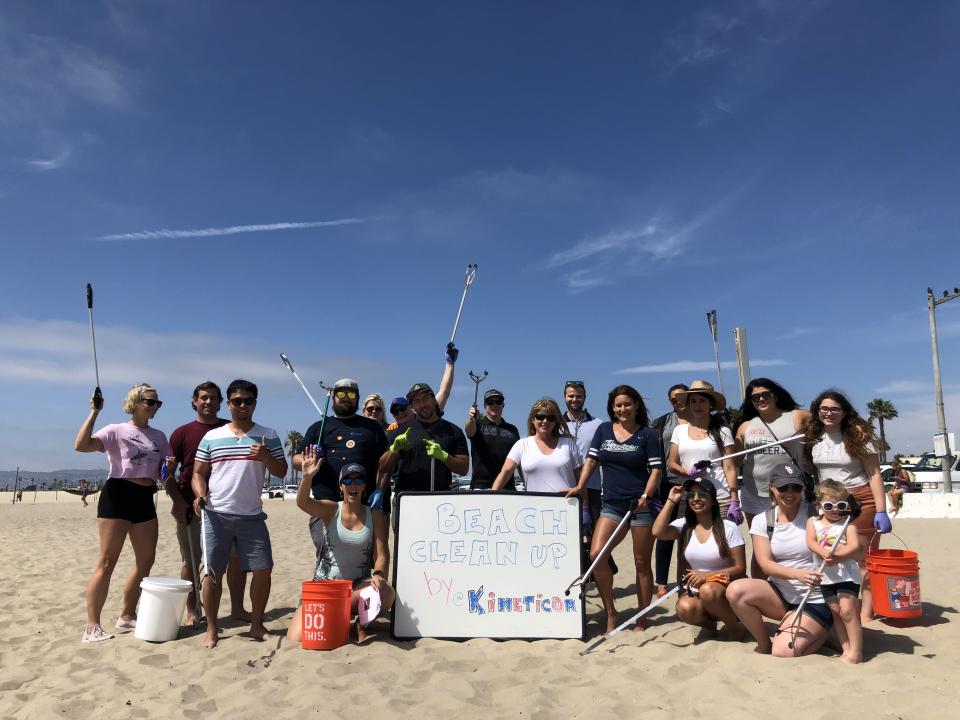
[301,580,352,650]
[867,541,921,619]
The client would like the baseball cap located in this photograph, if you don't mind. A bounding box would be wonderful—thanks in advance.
[484,388,504,402]
[770,463,804,488]
[682,477,718,497]
[339,463,365,480]
[406,382,434,401]
[389,396,409,413]
[334,378,359,391]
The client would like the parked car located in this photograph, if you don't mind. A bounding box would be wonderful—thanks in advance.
[262,485,285,499]
[909,452,960,492]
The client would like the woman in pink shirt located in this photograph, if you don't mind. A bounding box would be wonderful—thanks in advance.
[75,384,169,643]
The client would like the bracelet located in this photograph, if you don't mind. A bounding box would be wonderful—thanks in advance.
[664,498,675,504]
[372,570,385,578]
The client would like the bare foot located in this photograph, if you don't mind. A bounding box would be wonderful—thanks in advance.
[839,653,862,665]
[604,613,618,634]
[356,619,371,644]
[632,618,647,632]
[202,632,219,649]
[228,608,253,622]
[248,624,271,642]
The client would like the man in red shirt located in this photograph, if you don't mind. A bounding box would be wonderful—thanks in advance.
[165,382,249,624]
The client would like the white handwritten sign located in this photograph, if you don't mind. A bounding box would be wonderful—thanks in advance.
[391,492,584,639]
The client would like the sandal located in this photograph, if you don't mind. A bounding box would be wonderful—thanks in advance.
[82,624,114,643]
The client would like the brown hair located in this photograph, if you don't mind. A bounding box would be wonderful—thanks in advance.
[804,389,876,465]
[526,397,571,438]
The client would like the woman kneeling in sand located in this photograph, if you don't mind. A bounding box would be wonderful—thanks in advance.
[651,478,746,638]
[288,447,395,643]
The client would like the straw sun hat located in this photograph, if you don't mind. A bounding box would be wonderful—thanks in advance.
[674,379,727,411]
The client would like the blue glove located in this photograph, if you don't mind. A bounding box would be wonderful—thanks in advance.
[874,510,892,533]
[312,444,326,459]
[725,499,743,524]
[445,342,459,365]
[368,489,384,511]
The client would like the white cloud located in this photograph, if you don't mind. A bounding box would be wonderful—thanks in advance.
[614,359,788,374]
[775,326,820,341]
[93,217,371,242]
[25,146,72,171]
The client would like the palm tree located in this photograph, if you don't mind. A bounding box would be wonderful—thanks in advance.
[867,398,898,463]
[284,430,304,483]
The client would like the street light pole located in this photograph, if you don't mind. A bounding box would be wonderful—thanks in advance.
[928,286,960,493]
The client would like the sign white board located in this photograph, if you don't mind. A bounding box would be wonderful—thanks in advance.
[391,492,585,640]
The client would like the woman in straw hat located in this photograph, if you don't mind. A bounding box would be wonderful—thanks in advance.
[667,380,741,523]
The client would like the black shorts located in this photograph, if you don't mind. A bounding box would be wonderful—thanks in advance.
[97,478,157,524]
[821,581,861,602]
[768,580,834,629]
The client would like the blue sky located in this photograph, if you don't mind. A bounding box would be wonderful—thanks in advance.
[2,1,959,471]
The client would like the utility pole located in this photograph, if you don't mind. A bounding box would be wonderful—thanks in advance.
[928,286,960,493]
[734,327,751,405]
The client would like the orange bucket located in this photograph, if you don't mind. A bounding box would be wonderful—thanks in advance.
[867,540,921,619]
[301,580,352,650]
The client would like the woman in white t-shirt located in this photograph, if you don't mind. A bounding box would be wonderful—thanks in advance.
[492,398,582,493]
[668,380,740,522]
[727,463,833,656]
[652,478,745,638]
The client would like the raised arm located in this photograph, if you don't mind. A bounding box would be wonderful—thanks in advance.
[74,393,105,453]
[435,343,457,411]
[296,446,338,522]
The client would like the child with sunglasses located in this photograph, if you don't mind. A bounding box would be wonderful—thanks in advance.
[806,480,864,664]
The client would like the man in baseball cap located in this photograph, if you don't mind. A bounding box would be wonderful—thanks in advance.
[465,388,521,490]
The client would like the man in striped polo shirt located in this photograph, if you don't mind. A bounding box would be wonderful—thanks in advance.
[192,379,287,649]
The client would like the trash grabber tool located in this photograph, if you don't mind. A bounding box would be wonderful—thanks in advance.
[279,353,325,416]
[785,513,853,649]
[468,370,488,409]
[86,284,102,405]
[580,585,682,655]
[449,264,478,345]
[315,381,334,449]
[565,498,637,596]
[694,434,804,470]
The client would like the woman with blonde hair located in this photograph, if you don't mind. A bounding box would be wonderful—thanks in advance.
[74,383,170,643]
[492,397,582,493]
[361,394,388,430]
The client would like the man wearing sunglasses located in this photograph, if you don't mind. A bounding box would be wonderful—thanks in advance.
[379,382,469,495]
[192,379,287,648]
[293,378,388,503]
[165,382,249,625]
[465,389,521,490]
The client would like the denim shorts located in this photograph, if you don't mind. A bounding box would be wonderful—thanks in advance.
[768,581,834,629]
[821,581,861,602]
[600,498,654,528]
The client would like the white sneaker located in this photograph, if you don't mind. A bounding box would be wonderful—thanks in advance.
[115,617,137,631]
[82,624,114,643]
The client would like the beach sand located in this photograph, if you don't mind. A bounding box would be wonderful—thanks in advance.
[0,491,955,719]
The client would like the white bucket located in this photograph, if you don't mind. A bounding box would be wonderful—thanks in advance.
[135,577,193,642]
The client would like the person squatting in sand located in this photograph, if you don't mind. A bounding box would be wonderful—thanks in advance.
[288,448,395,643]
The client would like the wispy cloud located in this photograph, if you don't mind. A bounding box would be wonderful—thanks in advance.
[615,359,788,375]
[93,217,372,242]
[775,326,820,341]
[25,146,72,171]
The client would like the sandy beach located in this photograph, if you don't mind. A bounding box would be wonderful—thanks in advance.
[0,491,955,719]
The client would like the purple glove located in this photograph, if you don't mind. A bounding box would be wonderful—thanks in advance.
[725,499,743,524]
[445,342,459,365]
[874,510,892,533]
[687,465,707,478]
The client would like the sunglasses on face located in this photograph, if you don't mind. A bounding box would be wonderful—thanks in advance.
[335,390,357,400]
[486,398,504,406]
[340,476,364,486]
[820,500,849,512]
[750,391,773,403]
[139,398,162,408]
[534,414,556,422]
[685,490,712,500]
[776,483,804,493]
[228,397,256,407]
[390,407,408,415]
[364,406,383,413]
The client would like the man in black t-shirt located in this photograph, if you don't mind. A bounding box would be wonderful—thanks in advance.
[293,378,388,501]
[464,388,521,490]
[379,382,468,493]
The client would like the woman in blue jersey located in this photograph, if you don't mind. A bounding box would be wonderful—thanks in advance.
[288,447,394,642]
[567,385,662,634]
